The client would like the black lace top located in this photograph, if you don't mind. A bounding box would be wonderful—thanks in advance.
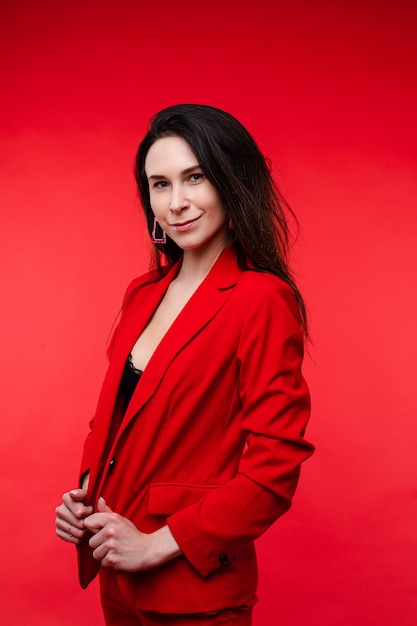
[118,354,142,405]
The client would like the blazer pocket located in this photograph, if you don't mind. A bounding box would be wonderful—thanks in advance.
[148,483,221,516]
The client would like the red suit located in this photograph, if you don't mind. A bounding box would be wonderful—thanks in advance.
[77,245,314,613]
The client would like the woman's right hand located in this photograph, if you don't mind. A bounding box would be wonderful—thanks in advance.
[55,486,94,545]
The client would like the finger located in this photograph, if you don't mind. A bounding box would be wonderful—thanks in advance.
[84,512,111,533]
[55,520,87,544]
[56,527,85,545]
[69,488,88,501]
[56,525,78,543]
[91,540,110,563]
[55,503,91,530]
[54,504,82,529]
[97,497,112,513]
[55,516,86,539]
[88,527,105,550]
[61,493,93,520]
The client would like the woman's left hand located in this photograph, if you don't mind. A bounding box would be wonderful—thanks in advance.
[84,497,181,572]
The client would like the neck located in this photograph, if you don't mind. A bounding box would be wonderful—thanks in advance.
[176,236,229,286]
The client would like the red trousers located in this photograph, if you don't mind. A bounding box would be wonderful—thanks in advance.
[99,569,255,626]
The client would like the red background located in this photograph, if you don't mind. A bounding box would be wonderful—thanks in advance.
[1,1,416,624]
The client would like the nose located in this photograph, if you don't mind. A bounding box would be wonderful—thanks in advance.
[169,184,189,214]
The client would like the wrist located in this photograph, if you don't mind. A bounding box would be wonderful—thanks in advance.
[151,525,182,566]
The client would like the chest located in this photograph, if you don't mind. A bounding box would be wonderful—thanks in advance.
[130,279,199,371]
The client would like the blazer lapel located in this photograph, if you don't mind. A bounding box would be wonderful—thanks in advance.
[117,245,242,436]
[109,261,181,386]
[85,263,180,488]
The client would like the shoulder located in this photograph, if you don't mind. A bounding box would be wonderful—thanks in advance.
[240,269,298,306]
[122,265,172,302]
[240,268,292,291]
[234,269,302,331]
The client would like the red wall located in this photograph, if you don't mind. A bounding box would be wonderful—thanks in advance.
[1,1,416,624]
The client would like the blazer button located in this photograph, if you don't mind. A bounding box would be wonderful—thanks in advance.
[219,554,228,565]
[108,458,116,472]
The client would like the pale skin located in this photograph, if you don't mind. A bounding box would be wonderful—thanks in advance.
[55,135,230,572]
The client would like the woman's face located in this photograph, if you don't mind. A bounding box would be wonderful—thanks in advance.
[145,136,228,255]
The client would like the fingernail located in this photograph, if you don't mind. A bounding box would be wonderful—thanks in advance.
[70,490,79,496]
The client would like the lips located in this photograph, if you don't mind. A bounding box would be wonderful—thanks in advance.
[170,216,200,231]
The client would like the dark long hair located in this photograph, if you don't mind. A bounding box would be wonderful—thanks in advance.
[134,104,308,334]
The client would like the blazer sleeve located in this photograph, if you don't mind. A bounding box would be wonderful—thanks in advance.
[167,280,314,578]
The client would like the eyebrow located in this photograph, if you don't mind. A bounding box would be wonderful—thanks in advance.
[148,165,201,181]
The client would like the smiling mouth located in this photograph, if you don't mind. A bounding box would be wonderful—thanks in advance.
[170,217,200,231]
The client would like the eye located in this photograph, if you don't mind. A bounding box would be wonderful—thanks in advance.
[188,172,204,183]
[152,180,169,189]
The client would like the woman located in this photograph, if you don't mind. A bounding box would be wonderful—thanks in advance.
[55,104,314,625]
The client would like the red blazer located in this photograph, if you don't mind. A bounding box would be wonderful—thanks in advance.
[77,245,314,612]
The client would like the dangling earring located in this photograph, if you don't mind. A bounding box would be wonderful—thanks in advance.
[228,218,235,230]
[151,217,166,244]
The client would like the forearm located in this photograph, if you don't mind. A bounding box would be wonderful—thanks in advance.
[167,472,290,578]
